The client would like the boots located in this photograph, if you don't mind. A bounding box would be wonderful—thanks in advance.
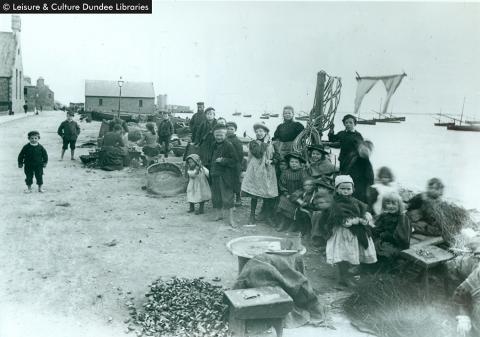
[228,208,237,228]
[195,202,205,215]
[188,203,195,213]
[248,213,256,225]
[214,209,224,221]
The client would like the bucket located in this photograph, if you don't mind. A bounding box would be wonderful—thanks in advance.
[146,162,187,197]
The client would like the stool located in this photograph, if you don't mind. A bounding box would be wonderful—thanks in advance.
[224,286,294,337]
[400,244,454,297]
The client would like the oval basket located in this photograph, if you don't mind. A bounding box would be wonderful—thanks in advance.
[146,162,187,197]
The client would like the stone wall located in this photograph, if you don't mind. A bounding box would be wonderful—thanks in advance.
[85,96,155,114]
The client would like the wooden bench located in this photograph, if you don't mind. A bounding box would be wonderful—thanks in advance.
[224,287,294,337]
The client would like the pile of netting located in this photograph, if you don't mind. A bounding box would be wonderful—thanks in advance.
[343,275,457,337]
[422,199,474,244]
[127,277,231,337]
[293,71,341,153]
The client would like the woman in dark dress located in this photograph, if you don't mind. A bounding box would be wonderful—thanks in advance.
[328,114,364,174]
[272,106,304,160]
[195,107,217,170]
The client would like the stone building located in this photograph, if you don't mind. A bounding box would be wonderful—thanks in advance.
[24,77,55,112]
[85,80,155,114]
[0,15,24,115]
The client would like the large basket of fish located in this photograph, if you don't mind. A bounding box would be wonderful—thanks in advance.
[146,162,187,197]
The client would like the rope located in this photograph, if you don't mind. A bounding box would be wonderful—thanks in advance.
[293,72,342,154]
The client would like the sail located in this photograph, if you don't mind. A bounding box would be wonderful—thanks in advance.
[353,73,406,115]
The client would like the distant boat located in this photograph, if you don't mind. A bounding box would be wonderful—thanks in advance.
[373,117,404,123]
[445,98,480,132]
[465,120,480,125]
[296,115,310,121]
[434,122,455,127]
[260,115,269,119]
[243,114,252,118]
[232,112,241,116]
[447,124,480,132]
[269,113,279,118]
[357,118,376,125]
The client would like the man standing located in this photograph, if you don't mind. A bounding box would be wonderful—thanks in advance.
[23,103,28,114]
[190,102,205,143]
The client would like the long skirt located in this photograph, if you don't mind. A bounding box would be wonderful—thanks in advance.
[241,156,278,199]
[211,176,234,209]
[326,226,377,265]
[99,146,127,171]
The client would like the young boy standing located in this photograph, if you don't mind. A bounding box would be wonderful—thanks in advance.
[226,121,244,207]
[210,124,239,227]
[57,111,81,160]
[18,131,48,193]
[157,112,174,158]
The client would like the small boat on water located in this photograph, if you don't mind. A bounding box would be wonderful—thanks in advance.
[269,113,279,118]
[445,98,480,132]
[434,122,455,127]
[447,124,480,132]
[243,114,252,118]
[232,111,241,116]
[357,118,376,125]
[466,120,480,125]
[260,115,269,120]
[90,110,142,123]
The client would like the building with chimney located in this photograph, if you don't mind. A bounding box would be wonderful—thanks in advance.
[0,15,24,115]
[24,77,55,111]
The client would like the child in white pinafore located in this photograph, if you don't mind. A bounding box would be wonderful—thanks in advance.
[325,175,377,286]
[185,154,211,215]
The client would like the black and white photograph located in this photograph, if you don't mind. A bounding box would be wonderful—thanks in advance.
[0,2,479,337]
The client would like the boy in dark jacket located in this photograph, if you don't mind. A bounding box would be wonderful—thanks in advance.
[210,124,239,227]
[226,121,244,206]
[157,112,174,158]
[58,111,81,160]
[18,131,48,193]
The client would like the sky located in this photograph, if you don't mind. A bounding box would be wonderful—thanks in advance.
[1,2,479,117]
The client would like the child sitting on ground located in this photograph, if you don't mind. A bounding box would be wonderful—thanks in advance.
[407,177,444,236]
[310,181,335,248]
[185,154,211,215]
[288,178,319,235]
[367,166,400,216]
[18,131,48,193]
[324,175,377,287]
[373,192,411,262]
[306,144,335,179]
[276,151,310,232]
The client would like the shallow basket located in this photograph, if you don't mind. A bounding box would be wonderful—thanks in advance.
[146,162,187,196]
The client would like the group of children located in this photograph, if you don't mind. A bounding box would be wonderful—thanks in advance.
[183,111,451,287]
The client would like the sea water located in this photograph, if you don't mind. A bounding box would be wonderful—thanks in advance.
[219,113,480,210]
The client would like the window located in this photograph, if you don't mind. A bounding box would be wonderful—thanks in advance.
[139,100,143,107]
[99,98,103,106]
[15,69,18,99]
[19,71,22,99]
[48,94,52,99]
[24,87,27,96]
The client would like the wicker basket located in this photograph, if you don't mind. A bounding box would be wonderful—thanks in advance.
[146,162,187,196]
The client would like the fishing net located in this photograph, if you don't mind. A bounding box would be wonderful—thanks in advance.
[293,71,341,153]
[421,199,474,245]
[344,275,457,337]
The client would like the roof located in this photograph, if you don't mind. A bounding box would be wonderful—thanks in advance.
[85,80,155,98]
[0,32,17,77]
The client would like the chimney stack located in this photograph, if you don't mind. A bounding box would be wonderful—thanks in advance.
[11,15,21,33]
